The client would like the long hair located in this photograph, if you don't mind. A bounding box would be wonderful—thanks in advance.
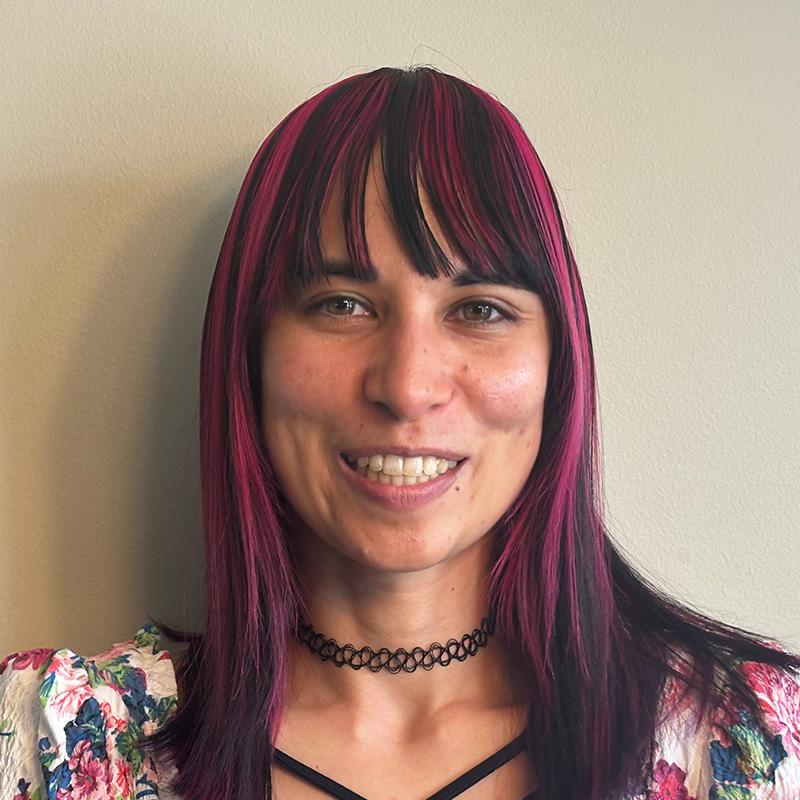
[142,66,800,800]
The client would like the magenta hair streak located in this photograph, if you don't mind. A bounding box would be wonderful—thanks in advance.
[141,67,800,800]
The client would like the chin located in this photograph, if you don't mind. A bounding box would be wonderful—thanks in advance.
[343,526,477,574]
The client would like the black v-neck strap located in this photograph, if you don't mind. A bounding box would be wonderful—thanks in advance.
[425,728,529,800]
[272,728,533,800]
[272,748,367,800]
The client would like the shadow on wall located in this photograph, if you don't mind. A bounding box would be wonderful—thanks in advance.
[1,164,247,654]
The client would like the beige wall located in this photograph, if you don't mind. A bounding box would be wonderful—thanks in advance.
[2,1,798,657]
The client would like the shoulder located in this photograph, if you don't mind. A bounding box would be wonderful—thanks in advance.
[707,659,800,797]
[651,655,800,799]
[0,623,178,799]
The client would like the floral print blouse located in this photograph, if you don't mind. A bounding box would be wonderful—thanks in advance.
[1,623,798,799]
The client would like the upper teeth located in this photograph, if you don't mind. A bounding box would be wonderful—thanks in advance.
[345,453,458,480]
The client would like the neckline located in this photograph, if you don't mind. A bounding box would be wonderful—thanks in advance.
[272,727,533,800]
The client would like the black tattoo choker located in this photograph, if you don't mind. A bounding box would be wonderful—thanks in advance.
[295,615,495,673]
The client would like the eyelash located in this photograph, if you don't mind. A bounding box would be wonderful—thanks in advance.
[309,295,516,325]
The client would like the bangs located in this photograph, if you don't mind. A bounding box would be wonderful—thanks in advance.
[263,67,552,297]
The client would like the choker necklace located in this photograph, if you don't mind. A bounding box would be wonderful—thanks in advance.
[295,615,495,673]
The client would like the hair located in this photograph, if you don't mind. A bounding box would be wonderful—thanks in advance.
[142,66,800,800]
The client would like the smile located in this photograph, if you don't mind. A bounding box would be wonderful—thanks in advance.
[338,451,465,510]
[341,453,463,486]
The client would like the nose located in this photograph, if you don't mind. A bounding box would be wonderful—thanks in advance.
[362,320,454,422]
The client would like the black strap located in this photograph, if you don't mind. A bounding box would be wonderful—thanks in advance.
[273,748,367,800]
[425,728,528,800]
[272,728,532,800]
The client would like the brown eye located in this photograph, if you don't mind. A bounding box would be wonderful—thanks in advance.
[319,296,369,317]
[459,302,503,323]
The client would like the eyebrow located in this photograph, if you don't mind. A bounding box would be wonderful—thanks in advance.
[316,259,523,288]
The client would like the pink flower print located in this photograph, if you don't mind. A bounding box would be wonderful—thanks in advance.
[111,757,133,797]
[659,675,697,722]
[0,648,55,675]
[651,759,696,800]
[92,640,134,663]
[740,661,800,759]
[67,739,113,800]
[46,652,94,717]
[99,700,127,734]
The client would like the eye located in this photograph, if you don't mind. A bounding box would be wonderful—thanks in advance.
[454,301,511,324]
[314,295,371,318]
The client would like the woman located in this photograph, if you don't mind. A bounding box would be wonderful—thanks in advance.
[1,66,798,800]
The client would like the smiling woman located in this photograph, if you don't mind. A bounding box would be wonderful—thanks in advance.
[1,66,799,800]
[260,151,550,570]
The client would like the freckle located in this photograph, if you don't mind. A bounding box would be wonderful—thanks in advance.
[455,485,460,492]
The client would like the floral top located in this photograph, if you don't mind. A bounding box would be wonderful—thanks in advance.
[1,623,798,799]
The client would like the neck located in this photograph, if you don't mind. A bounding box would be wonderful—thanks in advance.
[285,526,530,738]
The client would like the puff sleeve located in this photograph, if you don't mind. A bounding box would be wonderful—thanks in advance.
[0,624,177,800]
[652,658,800,799]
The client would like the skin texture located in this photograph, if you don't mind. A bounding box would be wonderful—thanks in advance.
[260,148,548,797]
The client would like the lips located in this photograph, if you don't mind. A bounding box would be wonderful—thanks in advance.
[337,451,465,509]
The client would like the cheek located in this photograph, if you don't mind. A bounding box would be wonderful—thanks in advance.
[260,340,316,472]
[461,354,549,515]
[464,353,549,430]
[261,336,314,407]
[261,333,341,424]
[260,329,370,483]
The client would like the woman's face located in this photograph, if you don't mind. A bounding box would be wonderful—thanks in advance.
[260,156,551,574]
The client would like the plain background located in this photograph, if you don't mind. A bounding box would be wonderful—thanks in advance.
[1,1,798,657]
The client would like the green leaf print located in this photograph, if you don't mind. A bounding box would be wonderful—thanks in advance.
[87,657,137,693]
[709,786,753,800]
[115,721,146,774]
[134,624,163,652]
